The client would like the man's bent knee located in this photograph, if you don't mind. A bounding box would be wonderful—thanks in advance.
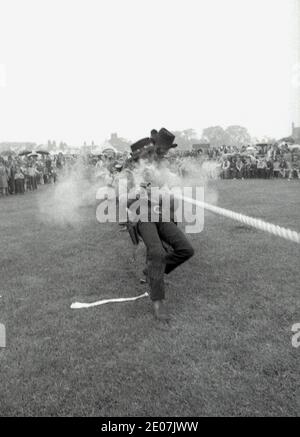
[148,247,166,263]
[181,245,194,260]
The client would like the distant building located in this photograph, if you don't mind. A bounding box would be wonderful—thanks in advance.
[292,123,300,143]
[108,133,130,152]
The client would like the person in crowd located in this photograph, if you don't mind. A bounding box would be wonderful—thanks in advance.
[273,159,281,178]
[15,166,25,194]
[44,157,52,184]
[27,163,37,190]
[291,156,300,179]
[230,158,237,179]
[279,159,288,178]
[36,161,45,185]
[244,158,252,179]
[257,157,267,178]
[221,158,230,179]
[0,159,9,196]
[266,159,274,179]
[250,158,258,178]
[7,158,16,194]
[52,165,57,184]
[284,151,293,180]
[236,158,244,179]
[56,153,65,170]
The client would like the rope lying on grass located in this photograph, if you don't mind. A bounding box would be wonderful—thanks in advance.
[179,195,300,245]
[71,292,149,309]
[71,195,299,310]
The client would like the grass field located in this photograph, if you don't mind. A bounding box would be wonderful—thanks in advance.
[0,179,299,417]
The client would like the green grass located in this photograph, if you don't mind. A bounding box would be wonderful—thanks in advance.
[0,179,299,417]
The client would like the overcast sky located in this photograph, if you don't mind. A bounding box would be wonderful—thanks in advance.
[0,0,296,145]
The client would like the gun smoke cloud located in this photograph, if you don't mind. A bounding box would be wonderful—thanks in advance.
[37,159,99,227]
[37,155,220,227]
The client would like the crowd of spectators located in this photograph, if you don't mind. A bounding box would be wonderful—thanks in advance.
[171,143,300,180]
[1,142,299,200]
[218,144,300,180]
[0,153,64,198]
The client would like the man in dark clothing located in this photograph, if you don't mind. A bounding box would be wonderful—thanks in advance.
[127,128,195,321]
[8,159,16,194]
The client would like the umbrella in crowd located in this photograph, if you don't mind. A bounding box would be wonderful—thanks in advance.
[18,150,32,156]
[36,150,50,155]
[28,152,41,158]
[246,146,257,153]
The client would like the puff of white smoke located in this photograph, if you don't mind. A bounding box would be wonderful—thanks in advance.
[178,157,221,182]
[129,161,180,189]
[37,155,219,226]
[138,157,218,190]
[37,161,99,226]
[125,157,219,214]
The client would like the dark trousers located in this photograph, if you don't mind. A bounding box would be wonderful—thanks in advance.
[138,222,194,301]
[15,179,25,194]
[236,169,244,179]
[258,169,266,178]
[8,178,15,194]
[29,176,37,190]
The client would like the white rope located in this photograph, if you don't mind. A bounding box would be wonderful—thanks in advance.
[71,292,149,309]
[180,195,300,245]
[71,196,299,311]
